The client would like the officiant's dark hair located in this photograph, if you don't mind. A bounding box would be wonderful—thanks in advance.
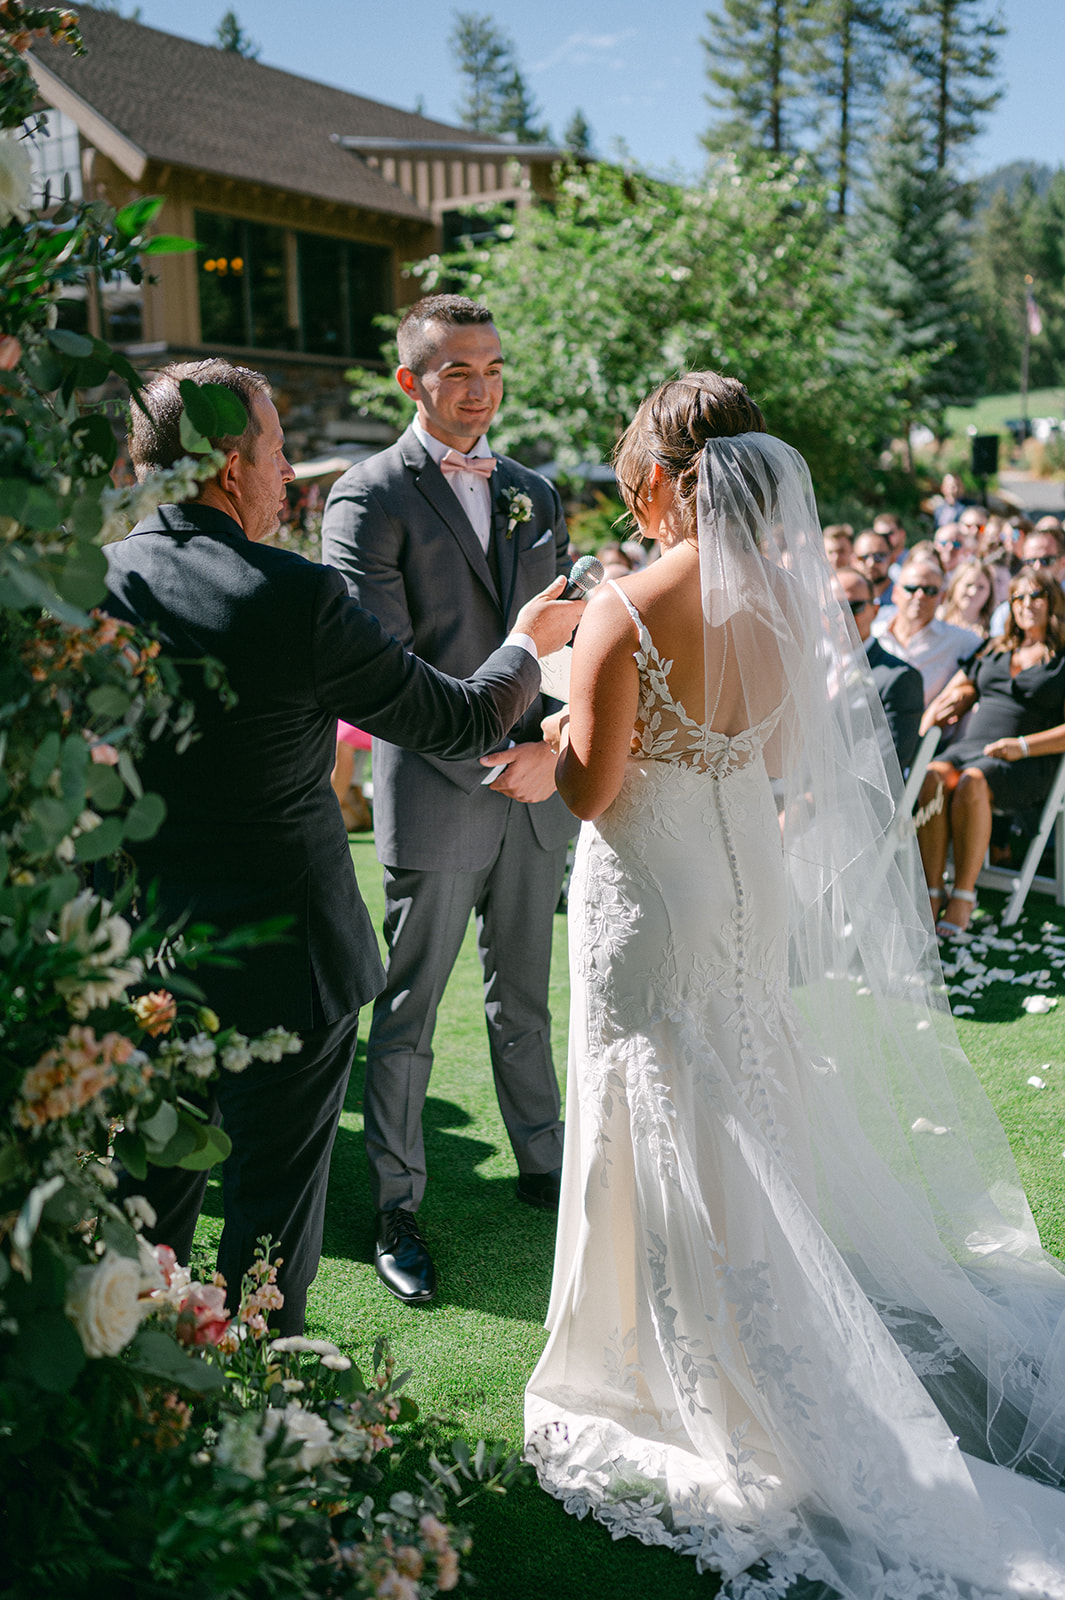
[129,359,271,481]
[397,294,495,376]
[614,372,765,539]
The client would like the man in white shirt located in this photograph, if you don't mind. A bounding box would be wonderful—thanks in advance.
[873,553,981,714]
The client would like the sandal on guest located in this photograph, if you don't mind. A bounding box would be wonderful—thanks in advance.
[936,888,976,939]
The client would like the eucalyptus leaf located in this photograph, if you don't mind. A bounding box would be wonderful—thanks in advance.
[56,542,107,610]
[87,683,132,720]
[70,493,103,539]
[73,815,124,862]
[142,234,198,255]
[140,1100,179,1147]
[45,327,94,359]
[126,1328,226,1394]
[29,731,61,790]
[123,791,166,842]
[113,1127,147,1181]
[85,762,123,811]
[178,410,212,455]
[14,1311,86,1393]
[176,1120,232,1172]
[114,194,166,238]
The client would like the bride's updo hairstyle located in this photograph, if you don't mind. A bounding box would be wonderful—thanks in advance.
[613,371,766,538]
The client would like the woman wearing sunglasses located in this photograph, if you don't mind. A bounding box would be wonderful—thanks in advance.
[916,567,1065,935]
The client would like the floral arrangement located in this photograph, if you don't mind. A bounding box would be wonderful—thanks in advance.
[0,11,523,1595]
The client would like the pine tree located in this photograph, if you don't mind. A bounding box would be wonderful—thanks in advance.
[564,110,594,157]
[215,10,260,59]
[450,12,547,142]
[853,80,982,441]
[702,0,814,160]
[969,174,1065,394]
[906,0,1004,172]
[806,0,900,216]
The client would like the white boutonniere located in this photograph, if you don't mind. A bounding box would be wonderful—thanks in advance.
[501,487,534,540]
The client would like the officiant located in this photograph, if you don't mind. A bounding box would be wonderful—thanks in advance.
[102,357,582,1333]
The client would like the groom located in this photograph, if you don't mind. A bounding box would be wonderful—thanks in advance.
[321,294,573,1305]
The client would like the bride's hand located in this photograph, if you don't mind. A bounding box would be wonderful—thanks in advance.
[541,710,570,756]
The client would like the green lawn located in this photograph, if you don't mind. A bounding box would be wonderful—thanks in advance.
[193,841,1065,1599]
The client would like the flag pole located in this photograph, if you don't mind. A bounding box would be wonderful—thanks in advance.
[1021,274,1033,429]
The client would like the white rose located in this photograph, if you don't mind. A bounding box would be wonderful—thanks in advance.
[65,1251,144,1358]
[0,133,34,228]
[262,1401,335,1471]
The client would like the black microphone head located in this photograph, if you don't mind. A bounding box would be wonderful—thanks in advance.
[569,555,604,594]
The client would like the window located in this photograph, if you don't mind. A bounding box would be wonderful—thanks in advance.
[194,211,390,359]
[25,107,82,203]
[297,233,391,361]
[195,211,293,350]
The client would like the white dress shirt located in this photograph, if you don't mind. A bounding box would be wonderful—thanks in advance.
[871,614,981,705]
[413,418,493,554]
[412,419,536,660]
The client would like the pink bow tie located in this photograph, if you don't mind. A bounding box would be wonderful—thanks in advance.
[440,449,495,478]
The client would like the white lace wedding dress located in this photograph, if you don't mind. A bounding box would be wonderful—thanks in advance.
[526,582,1065,1600]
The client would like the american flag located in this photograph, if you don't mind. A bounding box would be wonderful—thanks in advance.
[1027,287,1043,338]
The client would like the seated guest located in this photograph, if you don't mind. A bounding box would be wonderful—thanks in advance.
[916,569,1065,936]
[932,522,969,574]
[836,568,923,775]
[988,524,1065,635]
[872,552,982,709]
[873,512,908,582]
[823,523,855,571]
[937,559,996,638]
[853,529,894,605]
[597,542,637,580]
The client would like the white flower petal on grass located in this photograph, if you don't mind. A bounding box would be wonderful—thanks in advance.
[952,1004,975,1016]
[1023,995,1057,1014]
[1028,1076,1048,1089]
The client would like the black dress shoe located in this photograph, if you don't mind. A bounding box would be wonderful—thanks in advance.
[374,1208,437,1304]
[516,1168,562,1212]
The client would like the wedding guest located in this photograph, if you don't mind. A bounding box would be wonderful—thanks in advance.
[932,522,968,574]
[933,472,967,528]
[598,543,638,580]
[836,567,923,774]
[917,569,1065,936]
[102,357,581,1332]
[938,559,996,638]
[872,552,982,711]
[823,524,854,571]
[988,525,1065,636]
[852,529,894,605]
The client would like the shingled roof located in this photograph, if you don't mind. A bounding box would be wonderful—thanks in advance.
[29,6,511,222]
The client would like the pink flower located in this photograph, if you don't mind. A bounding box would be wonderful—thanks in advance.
[155,1244,178,1286]
[0,335,21,371]
[90,742,120,766]
[175,1282,231,1347]
[131,990,177,1038]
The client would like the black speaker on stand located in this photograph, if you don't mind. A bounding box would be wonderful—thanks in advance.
[971,434,999,506]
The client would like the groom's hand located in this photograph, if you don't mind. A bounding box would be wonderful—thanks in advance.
[479,740,559,802]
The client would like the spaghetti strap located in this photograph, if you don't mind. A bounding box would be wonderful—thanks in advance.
[608,578,643,631]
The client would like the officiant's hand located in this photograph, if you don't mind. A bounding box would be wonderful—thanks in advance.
[479,739,559,801]
[512,576,585,657]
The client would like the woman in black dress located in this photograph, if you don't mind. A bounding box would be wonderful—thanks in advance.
[916,568,1065,936]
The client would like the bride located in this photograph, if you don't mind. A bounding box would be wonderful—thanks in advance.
[525,372,1065,1598]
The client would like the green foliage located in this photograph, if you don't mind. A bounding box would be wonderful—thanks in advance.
[352,158,915,503]
[703,0,814,160]
[449,10,549,142]
[851,79,982,434]
[906,0,1004,172]
[968,172,1065,397]
[214,7,260,59]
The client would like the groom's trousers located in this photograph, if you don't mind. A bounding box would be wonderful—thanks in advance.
[363,802,566,1212]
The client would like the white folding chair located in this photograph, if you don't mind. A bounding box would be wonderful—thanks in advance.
[978,752,1065,926]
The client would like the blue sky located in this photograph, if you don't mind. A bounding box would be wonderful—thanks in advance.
[124,1,1062,180]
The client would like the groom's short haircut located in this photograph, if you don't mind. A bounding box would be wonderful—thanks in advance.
[129,358,270,481]
[397,294,495,375]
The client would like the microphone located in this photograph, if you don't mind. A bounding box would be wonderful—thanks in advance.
[560,554,604,600]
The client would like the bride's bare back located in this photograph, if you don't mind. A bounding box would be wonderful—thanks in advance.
[554,538,787,819]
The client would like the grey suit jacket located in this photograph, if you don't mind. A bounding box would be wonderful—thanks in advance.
[322,425,575,871]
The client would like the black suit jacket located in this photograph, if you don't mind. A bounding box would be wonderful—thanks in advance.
[866,637,925,775]
[103,503,540,1033]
